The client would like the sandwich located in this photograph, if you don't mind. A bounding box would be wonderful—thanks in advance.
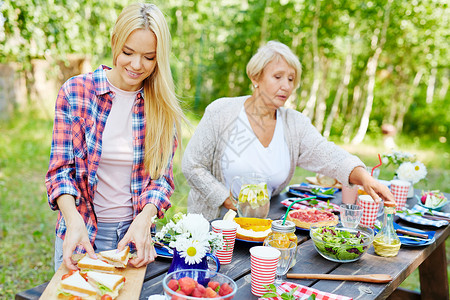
[57,270,97,299]
[86,271,125,299]
[98,246,130,268]
[77,255,116,273]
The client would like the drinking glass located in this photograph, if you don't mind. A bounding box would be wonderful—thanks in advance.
[263,236,296,286]
[339,204,363,228]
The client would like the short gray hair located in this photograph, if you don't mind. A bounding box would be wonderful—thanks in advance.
[246,41,302,89]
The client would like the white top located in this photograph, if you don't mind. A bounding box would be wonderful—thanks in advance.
[222,107,290,196]
[182,96,365,220]
[93,81,140,222]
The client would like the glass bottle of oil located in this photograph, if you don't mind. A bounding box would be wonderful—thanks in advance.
[373,206,401,257]
[266,220,298,267]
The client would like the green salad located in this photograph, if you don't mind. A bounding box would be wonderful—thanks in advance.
[312,226,369,261]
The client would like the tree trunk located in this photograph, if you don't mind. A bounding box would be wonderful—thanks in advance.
[426,67,437,104]
[343,85,361,143]
[260,0,271,45]
[314,56,329,133]
[395,69,423,131]
[302,0,321,120]
[323,49,353,138]
[352,0,392,145]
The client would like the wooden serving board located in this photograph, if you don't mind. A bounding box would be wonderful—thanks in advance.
[39,262,146,300]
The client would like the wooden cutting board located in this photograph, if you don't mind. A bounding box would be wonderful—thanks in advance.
[39,261,146,300]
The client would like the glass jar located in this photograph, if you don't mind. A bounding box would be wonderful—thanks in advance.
[373,206,401,257]
[266,220,298,267]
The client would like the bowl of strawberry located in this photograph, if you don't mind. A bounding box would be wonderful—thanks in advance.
[163,269,237,299]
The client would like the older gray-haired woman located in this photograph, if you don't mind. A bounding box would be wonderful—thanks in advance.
[182,41,395,221]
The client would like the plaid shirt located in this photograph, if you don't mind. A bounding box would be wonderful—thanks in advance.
[45,65,175,253]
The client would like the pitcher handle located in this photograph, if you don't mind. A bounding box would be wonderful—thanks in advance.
[230,176,241,201]
[206,252,220,273]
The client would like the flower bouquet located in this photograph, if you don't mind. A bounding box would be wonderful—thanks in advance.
[155,213,224,265]
[396,161,427,185]
[382,150,427,198]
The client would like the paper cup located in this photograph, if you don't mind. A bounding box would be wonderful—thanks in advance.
[390,180,411,210]
[342,185,359,204]
[357,195,380,228]
[249,246,280,296]
[211,220,238,265]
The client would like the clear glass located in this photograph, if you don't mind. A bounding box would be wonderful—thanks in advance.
[263,236,296,286]
[339,204,363,228]
[373,206,401,257]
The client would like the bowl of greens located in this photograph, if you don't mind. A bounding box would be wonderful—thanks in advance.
[309,222,374,263]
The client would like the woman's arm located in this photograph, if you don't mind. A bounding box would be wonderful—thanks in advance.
[182,107,230,210]
[117,138,177,267]
[56,194,97,270]
[117,203,157,268]
[349,166,396,207]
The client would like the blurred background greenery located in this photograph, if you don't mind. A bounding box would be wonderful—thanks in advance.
[0,0,448,298]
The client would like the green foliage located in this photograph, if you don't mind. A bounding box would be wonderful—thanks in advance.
[0,0,129,69]
[1,0,448,139]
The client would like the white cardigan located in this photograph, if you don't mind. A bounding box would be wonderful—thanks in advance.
[182,96,365,220]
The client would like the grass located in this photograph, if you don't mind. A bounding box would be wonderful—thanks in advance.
[0,108,448,298]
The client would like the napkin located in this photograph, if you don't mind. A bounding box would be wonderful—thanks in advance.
[281,198,340,213]
[258,282,352,300]
[396,205,450,227]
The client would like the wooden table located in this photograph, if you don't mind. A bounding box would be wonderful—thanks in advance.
[16,190,449,300]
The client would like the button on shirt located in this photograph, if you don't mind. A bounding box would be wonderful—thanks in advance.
[45,65,175,253]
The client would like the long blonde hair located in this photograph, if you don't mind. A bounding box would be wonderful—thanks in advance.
[111,3,184,178]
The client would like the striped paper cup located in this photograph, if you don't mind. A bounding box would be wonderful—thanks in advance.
[249,246,280,296]
[211,220,238,265]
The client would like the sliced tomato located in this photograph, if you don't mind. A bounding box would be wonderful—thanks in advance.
[61,273,71,280]
[80,272,88,281]
[101,295,113,300]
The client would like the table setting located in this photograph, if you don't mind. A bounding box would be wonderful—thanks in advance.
[14,154,450,300]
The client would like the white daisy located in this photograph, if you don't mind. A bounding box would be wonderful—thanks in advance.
[177,213,210,239]
[397,161,427,184]
[177,238,208,265]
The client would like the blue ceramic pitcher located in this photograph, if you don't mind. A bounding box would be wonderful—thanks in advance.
[168,249,220,274]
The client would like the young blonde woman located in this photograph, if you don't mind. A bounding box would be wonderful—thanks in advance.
[46,3,184,271]
[182,41,395,221]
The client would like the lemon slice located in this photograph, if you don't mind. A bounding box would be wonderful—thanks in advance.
[223,209,237,221]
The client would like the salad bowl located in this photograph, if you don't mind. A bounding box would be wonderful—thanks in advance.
[310,222,374,263]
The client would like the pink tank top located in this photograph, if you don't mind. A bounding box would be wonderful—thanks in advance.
[93,81,141,222]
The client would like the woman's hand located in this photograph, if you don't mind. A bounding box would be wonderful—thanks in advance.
[349,166,396,207]
[57,194,97,270]
[117,204,157,268]
[223,196,237,211]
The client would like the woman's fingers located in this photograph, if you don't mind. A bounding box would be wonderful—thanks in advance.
[128,235,155,268]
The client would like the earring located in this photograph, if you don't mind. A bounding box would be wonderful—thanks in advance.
[254,84,258,89]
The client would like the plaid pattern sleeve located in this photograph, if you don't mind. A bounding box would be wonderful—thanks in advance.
[45,85,81,209]
[138,137,177,219]
[45,65,112,246]
[259,282,353,300]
